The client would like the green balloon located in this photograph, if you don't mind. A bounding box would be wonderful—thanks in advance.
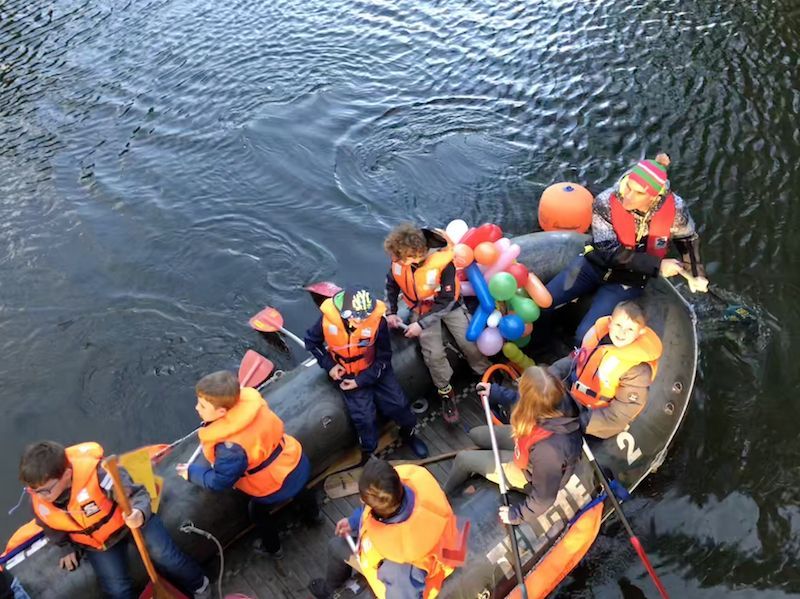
[514,335,531,348]
[510,295,540,322]
[488,272,518,302]
[515,288,531,299]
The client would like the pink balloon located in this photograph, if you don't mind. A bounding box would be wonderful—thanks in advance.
[495,237,512,252]
[483,243,521,280]
[476,327,504,356]
[460,281,475,296]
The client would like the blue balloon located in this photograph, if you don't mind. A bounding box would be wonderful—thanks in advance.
[466,263,495,313]
[466,305,491,342]
[498,314,525,341]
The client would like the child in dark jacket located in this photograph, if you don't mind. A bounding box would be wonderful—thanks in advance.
[443,367,581,525]
[19,441,208,599]
[304,285,428,463]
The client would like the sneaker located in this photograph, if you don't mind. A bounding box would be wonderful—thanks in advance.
[308,578,333,599]
[438,385,459,423]
[193,576,212,599]
[252,538,284,560]
[403,434,429,459]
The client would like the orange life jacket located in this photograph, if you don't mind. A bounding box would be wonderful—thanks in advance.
[28,443,127,551]
[391,249,460,315]
[320,298,387,376]
[571,316,662,409]
[358,465,464,599]
[610,192,676,259]
[512,427,554,469]
[1,520,44,570]
[199,388,303,498]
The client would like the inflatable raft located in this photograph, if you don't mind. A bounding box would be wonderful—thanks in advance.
[2,231,697,598]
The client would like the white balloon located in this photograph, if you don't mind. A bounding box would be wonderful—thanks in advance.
[445,219,469,244]
[486,309,503,328]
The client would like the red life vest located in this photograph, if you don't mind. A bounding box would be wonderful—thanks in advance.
[29,443,127,551]
[320,298,387,376]
[391,249,460,315]
[512,427,554,469]
[199,388,303,498]
[571,316,662,409]
[358,465,464,599]
[610,192,676,259]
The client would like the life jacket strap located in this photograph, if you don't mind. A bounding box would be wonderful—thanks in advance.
[335,354,364,364]
[78,503,122,537]
[246,438,285,476]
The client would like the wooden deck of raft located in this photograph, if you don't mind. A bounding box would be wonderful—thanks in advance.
[219,384,487,599]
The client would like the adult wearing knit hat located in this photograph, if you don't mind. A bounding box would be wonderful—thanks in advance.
[543,152,709,346]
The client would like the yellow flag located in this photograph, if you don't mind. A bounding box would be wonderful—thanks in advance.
[119,448,160,513]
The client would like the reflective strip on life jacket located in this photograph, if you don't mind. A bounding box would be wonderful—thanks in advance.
[320,298,387,376]
[610,192,676,259]
[392,249,459,315]
[199,388,303,498]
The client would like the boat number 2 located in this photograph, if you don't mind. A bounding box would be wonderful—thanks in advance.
[616,431,642,465]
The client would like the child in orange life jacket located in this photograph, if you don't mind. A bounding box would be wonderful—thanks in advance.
[383,224,491,422]
[443,367,581,526]
[175,371,318,558]
[549,300,662,439]
[304,285,428,463]
[309,459,464,599]
[544,153,709,345]
[19,441,210,599]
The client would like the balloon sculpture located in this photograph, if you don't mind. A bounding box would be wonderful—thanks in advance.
[444,220,553,360]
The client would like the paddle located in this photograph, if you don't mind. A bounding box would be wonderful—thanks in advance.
[480,395,528,599]
[102,455,189,599]
[677,269,756,323]
[148,427,202,464]
[581,440,669,599]
[304,281,343,306]
[248,306,306,349]
[238,350,275,388]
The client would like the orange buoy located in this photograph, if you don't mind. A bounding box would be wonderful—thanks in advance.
[538,182,593,233]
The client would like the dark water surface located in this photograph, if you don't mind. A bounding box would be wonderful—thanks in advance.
[2,0,799,595]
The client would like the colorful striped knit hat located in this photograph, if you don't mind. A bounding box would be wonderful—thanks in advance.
[627,158,668,197]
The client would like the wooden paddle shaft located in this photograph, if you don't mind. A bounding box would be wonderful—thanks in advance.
[102,455,167,593]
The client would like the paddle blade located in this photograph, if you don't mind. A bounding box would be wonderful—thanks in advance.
[249,307,284,333]
[238,350,274,388]
[139,577,190,599]
[305,281,343,307]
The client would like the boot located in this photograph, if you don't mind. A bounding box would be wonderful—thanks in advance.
[438,385,459,423]
[400,428,429,459]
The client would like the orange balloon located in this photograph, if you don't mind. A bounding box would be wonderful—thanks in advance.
[523,322,534,337]
[538,182,593,233]
[473,241,500,265]
[524,272,553,308]
[453,244,474,268]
